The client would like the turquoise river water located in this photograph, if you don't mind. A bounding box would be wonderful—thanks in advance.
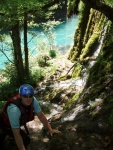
[0,15,78,70]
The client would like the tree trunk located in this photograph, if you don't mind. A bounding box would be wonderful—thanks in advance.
[24,12,29,79]
[68,1,90,61]
[11,21,25,84]
[67,0,80,17]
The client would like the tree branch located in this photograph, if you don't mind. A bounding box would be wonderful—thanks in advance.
[0,49,14,65]
[42,0,60,9]
[81,0,113,22]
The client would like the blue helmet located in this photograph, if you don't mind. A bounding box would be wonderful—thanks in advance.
[19,84,34,95]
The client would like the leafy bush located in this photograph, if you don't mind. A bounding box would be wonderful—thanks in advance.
[0,63,45,101]
[26,69,45,85]
[49,50,57,58]
[0,81,19,101]
[0,65,20,100]
[37,54,50,67]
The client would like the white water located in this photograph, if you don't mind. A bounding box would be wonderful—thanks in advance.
[89,25,108,67]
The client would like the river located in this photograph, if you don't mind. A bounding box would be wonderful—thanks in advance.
[0,15,78,70]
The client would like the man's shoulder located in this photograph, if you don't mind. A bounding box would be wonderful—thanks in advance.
[7,103,20,113]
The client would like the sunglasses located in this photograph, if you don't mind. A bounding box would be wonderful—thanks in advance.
[22,95,33,98]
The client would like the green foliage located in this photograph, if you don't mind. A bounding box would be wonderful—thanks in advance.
[1,64,20,84]
[49,49,57,58]
[37,54,50,67]
[0,81,19,101]
[0,0,58,84]
[37,57,46,67]
[31,20,60,62]
[0,65,20,100]
[0,63,45,100]
[44,63,58,78]
[105,93,113,103]
[26,69,45,85]
[0,63,18,101]
[103,0,113,6]
[41,20,61,50]
[108,110,113,124]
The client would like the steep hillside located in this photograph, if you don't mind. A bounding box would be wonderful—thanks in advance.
[3,1,113,150]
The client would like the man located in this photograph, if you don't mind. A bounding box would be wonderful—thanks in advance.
[0,84,60,150]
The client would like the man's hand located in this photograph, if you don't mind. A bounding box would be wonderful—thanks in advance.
[49,129,61,136]
[37,112,61,137]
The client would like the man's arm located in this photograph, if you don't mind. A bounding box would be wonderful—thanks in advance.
[12,128,26,150]
[7,105,25,149]
[37,111,60,136]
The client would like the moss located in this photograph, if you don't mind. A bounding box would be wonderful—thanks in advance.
[104,22,113,46]
[68,1,90,61]
[86,42,113,89]
[67,0,79,17]
[64,94,79,110]
[71,48,79,61]
[71,62,83,78]
[80,33,99,60]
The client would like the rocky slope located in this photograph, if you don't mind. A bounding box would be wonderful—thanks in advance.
[4,54,113,150]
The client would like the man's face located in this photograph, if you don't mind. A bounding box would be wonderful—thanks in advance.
[21,95,33,106]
